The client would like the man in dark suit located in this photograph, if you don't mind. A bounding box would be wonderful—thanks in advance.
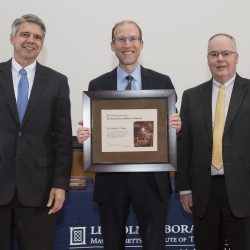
[77,20,181,250]
[0,14,72,250]
[176,33,250,250]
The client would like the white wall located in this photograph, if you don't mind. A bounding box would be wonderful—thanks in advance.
[1,0,250,134]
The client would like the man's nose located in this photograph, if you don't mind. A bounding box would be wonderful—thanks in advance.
[124,39,131,47]
[217,53,224,61]
[26,35,35,43]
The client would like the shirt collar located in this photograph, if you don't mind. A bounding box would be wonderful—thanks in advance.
[212,74,236,90]
[12,58,36,77]
[117,64,141,83]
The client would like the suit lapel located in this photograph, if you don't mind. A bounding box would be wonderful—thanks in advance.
[105,68,117,90]
[0,59,20,124]
[201,80,213,141]
[141,66,153,89]
[20,62,48,127]
[224,74,247,135]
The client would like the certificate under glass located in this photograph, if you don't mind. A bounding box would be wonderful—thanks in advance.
[101,109,157,152]
[82,90,176,172]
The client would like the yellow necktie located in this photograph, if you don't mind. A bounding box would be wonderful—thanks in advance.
[212,84,225,170]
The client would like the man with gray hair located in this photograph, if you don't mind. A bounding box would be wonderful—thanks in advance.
[0,14,72,249]
[176,33,250,249]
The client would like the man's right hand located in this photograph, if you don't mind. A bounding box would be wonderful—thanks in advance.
[76,120,91,144]
[180,193,193,214]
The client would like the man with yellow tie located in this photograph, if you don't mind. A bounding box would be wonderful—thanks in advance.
[176,33,250,250]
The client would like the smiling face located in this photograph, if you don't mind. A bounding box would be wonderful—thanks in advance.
[10,22,44,67]
[111,23,143,73]
[207,35,238,84]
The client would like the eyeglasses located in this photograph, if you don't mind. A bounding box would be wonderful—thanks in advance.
[112,36,142,43]
[208,50,237,59]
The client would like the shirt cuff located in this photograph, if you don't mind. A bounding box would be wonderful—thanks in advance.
[180,190,192,195]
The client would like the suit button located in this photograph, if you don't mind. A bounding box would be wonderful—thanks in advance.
[14,157,16,161]
[18,132,22,136]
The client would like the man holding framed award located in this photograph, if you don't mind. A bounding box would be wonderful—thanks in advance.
[76,20,181,250]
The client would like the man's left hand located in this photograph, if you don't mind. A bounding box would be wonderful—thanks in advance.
[169,113,182,133]
[47,188,66,215]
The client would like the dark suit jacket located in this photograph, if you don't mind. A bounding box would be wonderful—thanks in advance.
[89,66,175,203]
[0,59,72,207]
[175,74,250,218]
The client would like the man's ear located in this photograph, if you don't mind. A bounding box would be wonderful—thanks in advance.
[111,41,115,52]
[140,40,144,51]
[10,34,14,45]
[236,53,239,64]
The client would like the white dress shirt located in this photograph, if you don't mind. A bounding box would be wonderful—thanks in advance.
[180,74,236,195]
[12,58,36,100]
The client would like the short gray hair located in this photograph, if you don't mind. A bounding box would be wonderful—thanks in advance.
[11,14,46,40]
[208,33,238,53]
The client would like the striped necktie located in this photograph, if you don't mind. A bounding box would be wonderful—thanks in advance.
[125,75,133,90]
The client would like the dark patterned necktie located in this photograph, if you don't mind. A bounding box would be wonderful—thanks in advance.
[125,75,133,90]
[17,68,29,122]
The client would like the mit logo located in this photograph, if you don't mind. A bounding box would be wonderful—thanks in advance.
[69,227,86,245]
